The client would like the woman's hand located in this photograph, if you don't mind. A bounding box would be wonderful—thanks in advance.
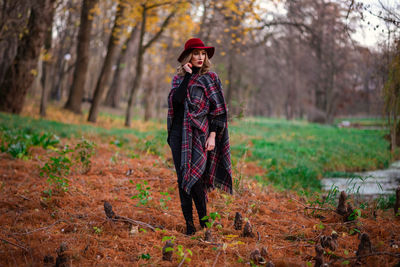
[183,63,193,74]
[205,132,216,151]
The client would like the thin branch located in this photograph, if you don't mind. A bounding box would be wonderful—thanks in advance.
[15,220,67,235]
[212,250,222,267]
[143,9,176,51]
[289,198,335,212]
[103,202,157,231]
[197,239,223,247]
[0,238,28,252]
[346,0,354,20]
[177,254,186,267]
[111,216,156,231]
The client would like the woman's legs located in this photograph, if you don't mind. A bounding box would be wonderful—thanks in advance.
[169,131,196,235]
[169,130,208,234]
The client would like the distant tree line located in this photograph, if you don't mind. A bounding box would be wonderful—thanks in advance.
[0,0,398,126]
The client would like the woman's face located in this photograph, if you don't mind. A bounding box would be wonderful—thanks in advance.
[190,49,206,68]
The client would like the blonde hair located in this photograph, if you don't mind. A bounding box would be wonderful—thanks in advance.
[177,49,212,76]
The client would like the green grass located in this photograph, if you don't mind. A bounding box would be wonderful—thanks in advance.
[0,112,167,156]
[0,112,393,193]
[229,117,392,192]
[334,117,387,127]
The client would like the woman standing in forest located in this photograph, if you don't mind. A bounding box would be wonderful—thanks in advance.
[167,38,233,235]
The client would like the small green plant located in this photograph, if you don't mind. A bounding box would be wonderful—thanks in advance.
[162,236,176,243]
[7,142,29,159]
[348,208,362,221]
[201,212,221,228]
[31,132,60,148]
[304,184,339,216]
[349,227,361,235]
[376,194,396,210]
[0,128,59,158]
[140,253,151,260]
[93,226,102,234]
[40,140,96,196]
[40,146,73,196]
[110,152,120,164]
[232,150,248,194]
[74,138,96,173]
[159,192,171,210]
[176,245,192,264]
[130,180,152,206]
[161,235,192,263]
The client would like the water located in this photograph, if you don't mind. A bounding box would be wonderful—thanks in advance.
[322,161,400,198]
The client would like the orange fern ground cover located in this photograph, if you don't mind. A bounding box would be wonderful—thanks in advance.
[0,135,399,266]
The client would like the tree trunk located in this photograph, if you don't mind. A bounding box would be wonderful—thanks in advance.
[144,83,155,121]
[64,0,98,114]
[391,101,398,153]
[124,4,175,127]
[125,45,144,127]
[0,0,55,114]
[40,7,55,117]
[0,1,31,86]
[49,3,76,101]
[88,3,125,122]
[104,25,138,108]
[225,51,234,114]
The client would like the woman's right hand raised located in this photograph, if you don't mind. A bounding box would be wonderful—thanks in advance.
[183,63,192,74]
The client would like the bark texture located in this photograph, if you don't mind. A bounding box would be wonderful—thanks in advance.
[0,0,55,114]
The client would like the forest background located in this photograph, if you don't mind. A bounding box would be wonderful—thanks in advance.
[1,0,400,266]
[1,0,399,127]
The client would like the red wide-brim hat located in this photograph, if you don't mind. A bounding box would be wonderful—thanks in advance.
[177,38,215,63]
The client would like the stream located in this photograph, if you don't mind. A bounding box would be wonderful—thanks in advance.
[322,161,400,199]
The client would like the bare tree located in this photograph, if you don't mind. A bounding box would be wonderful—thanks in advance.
[104,25,138,108]
[64,0,98,114]
[88,1,126,122]
[40,2,57,117]
[125,3,176,127]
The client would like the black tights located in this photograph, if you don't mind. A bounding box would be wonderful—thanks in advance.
[169,129,207,230]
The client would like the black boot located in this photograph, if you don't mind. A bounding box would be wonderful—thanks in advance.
[186,220,196,235]
[179,186,196,235]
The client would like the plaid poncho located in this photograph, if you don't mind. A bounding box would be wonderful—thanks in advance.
[167,71,232,195]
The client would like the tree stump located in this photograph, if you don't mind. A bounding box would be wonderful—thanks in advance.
[205,229,213,242]
[337,191,347,216]
[260,247,269,258]
[320,232,338,251]
[243,221,254,237]
[55,242,69,267]
[104,201,115,219]
[356,233,372,261]
[234,212,243,230]
[43,255,54,267]
[314,245,325,267]
[250,249,266,265]
[336,191,357,221]
[162,240,174,261]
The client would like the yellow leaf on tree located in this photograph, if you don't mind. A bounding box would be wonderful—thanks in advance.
[30,69,38,76]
